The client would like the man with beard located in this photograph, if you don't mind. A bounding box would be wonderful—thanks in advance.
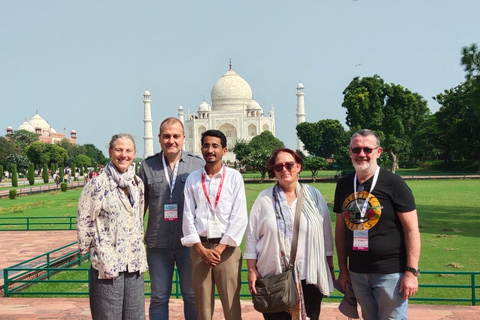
[334,129,421,320]
[182,129,247,320]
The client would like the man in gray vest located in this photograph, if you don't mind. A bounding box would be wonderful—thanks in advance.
[139,117,204,320]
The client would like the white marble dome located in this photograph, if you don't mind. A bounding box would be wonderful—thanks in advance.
[211,69,252,111]
[18,121,35,132]
[246,99,262,110]
[198,101,210,112]
[29,114,56,133]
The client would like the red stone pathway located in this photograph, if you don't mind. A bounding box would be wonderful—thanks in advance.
[1,231,480,319]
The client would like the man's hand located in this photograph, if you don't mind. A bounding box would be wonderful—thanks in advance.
[194,243,221,267]
[399,272,418,300]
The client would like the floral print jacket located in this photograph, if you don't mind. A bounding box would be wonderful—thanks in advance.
[77,171,148,279]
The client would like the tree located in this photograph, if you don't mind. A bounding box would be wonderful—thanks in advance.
[25,142,68,167]
[56,139,86,166]
[248,131,284,153]
[433,80,479,169]
[5,154,30,176]
[303,156,328,182]
[25,142,50,166]
[0,137,22,166]
[27,163,35,186]
[71,162,77,181]
[342,75,430,172]
[7,129,39,149]
[231,131,284,181]
[0,164,3,182]
[42,164,49,183]
[84,144,107,165]
[244,149,272,182]
[232,139,252,162]
[460,43,480,169]
[296,119,348,159]
[11,164,18,187]
[75,154,91,174]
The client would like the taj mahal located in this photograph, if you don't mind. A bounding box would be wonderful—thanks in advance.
[143,63,307,162]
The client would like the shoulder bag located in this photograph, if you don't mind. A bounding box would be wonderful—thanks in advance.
[252,185,303,313]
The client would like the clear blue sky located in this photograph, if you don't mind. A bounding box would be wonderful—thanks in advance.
[1,0,479,158]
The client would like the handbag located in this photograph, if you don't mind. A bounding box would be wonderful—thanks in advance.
[252,185,304,313]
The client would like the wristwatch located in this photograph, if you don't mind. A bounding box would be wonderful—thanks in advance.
[405,266,420,276]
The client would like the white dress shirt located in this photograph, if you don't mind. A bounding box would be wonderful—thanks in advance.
[181,165,248,247]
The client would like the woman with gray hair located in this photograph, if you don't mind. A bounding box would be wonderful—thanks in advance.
[77,133,148,320]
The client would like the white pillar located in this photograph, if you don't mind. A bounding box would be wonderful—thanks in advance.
[143,89,154,158]
[296,82,306,152]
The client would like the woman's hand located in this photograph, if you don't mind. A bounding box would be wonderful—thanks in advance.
[247,259,261,294]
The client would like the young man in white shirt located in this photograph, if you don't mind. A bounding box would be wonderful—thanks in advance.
[182,129,248,320]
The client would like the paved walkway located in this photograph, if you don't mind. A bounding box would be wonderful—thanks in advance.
[1,231,480,319]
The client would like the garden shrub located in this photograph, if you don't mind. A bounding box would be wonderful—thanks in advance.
[60,182,68,192]
[9,189,17,199]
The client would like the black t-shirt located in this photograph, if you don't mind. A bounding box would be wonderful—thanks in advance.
[333,168,416,273]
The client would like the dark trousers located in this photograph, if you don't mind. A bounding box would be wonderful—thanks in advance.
[89,267,145,320]
[262,280,324,320]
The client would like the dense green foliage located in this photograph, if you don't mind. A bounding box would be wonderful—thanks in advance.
[296,119,348,159]
[0,164,3,182]
[11,164,18,187]
[27,163,35,186]
[6,129,39,149]
[8,189,17,199]
[42,164,49,183]
[233,131,284,181]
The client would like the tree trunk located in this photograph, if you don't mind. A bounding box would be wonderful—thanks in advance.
[387,149,397,173]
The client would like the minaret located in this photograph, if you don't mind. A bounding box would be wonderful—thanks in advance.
[296,81,306,152]
[178,105,184,125]
[143,89,154,158]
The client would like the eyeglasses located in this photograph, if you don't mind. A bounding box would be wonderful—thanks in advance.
[350,147,379,154]
[273,162,295,172]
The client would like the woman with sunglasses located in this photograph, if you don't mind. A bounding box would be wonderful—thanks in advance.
[244,148,335,320]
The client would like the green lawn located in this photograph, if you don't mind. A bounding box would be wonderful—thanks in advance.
[2,178,480,303]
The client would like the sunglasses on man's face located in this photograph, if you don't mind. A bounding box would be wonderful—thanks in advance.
[350,147,379,154]
[273,162,295,172]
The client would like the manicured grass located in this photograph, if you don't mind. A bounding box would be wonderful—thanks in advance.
[3,178,480,303]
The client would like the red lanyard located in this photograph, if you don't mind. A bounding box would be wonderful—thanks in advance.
[201,165,226,212]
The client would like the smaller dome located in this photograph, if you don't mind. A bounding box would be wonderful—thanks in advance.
[7,125,13,130]
[70,129,76,133]
[198,101,210,112]
[178,105,184,110]
[246,99,262,110]
[297,82,304,89]
[144,89,151,96]
[18,121,35,132]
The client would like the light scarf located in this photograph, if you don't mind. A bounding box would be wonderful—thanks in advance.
[273,183,332,320]
[105,161,138,206]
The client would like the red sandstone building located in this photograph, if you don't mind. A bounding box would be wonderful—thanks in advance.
[6,112,76,145]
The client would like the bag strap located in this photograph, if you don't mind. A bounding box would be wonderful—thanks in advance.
[288,184,303,270]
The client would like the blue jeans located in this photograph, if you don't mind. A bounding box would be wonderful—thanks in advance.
[349,271,408,320]
[89,267,145,320]
[147,247,197,320]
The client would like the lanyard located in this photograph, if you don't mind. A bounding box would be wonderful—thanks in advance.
[162,153,180,203]
[201,165,226,215]
[354,166,380,217]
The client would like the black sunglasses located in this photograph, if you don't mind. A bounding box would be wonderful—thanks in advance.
[273,162,295,172]
[351,147,379,154]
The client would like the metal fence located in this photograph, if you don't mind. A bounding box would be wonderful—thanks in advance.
[3,242,480,305]
[0,216,77,231]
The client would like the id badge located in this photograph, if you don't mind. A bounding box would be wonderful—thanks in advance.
[207,218,222,239]
[164,204,178,221]
[353,230,369,251]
